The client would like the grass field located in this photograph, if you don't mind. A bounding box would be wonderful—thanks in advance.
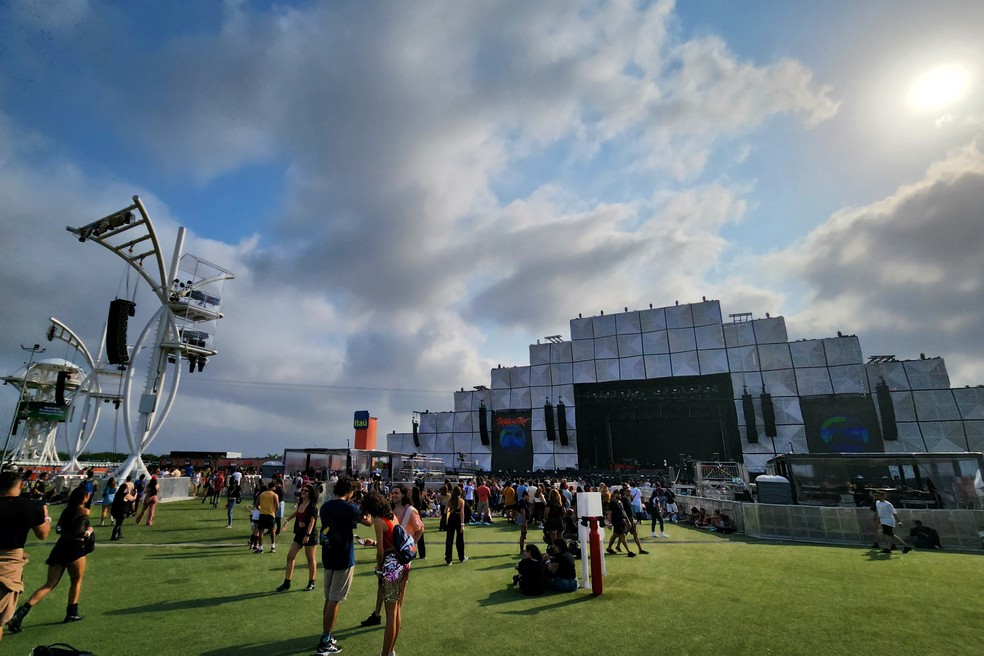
[5,498,983,656]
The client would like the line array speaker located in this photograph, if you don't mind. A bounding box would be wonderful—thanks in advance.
[55,370,69,406]
[557,401,568,446]
[478,403,489,445]
[760,392,776,438]
[544,402,556,441]
[742,392,759,444]
[875,379,898,441]
[412,419,420,448]
[106,299,136,365]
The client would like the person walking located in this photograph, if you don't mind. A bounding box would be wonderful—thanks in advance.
[6,486,93,633]
[135,475,159,525]
[0,470,51,642]
[361,490,410,656]
[98,477,117,526]
[444,485,467,565]
[313,477,370,655]
[276,484,320,592]
[109,478,135,542]
[255,482,279,554]
[225,476,242,528]
[875,492,912,554]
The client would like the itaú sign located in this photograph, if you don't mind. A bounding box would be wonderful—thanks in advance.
[353,410,370,429]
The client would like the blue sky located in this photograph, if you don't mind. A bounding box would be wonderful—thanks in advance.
[1,0,983,458]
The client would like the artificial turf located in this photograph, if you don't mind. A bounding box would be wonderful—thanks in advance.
[5,498,983,656]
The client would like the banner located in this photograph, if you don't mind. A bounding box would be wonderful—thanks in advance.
[491,409,533,471]
[17,401,69,422]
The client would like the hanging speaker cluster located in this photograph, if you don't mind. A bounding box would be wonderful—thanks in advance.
[742,392,759,444]
[875,379,898,441]
[544,401,556,441]
[478,403,489,445]
[412,418,420,448]
[106,299,136,366]
[55,370,69,406]
[557,400,569,446]
[761,392,777,438]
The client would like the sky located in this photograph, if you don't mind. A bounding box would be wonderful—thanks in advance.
[1,0,983,459]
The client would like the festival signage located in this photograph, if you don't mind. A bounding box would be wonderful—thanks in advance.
[17,401,69,422]
[490,409,533,471]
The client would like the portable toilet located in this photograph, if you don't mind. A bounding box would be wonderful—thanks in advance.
[755,474,793,504]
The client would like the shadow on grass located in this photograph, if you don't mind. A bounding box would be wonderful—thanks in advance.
[105,590,281,614]
[199,635,314,656]
[477,587,596,613]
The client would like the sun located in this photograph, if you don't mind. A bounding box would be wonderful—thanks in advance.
[906,63,969,112]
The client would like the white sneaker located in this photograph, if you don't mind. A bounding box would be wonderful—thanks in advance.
[660,532,669,538]
[651,532,657,538]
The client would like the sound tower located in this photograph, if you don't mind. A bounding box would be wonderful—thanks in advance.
[742,391,759,444]
[55,370,69,406]
[875,379,898,441]
[478,403,489,445]
[544,401,556,441]
[760,392,777,438]
[556,400,568,446]
[412,418,420,448]
[106,299,136,365]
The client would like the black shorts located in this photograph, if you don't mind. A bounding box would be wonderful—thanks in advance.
[881,524,895,537]
[258,515,276,531]
[293,531,317,547]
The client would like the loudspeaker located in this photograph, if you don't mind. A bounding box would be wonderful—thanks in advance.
[55,370,68,406]
[478,403,489,446]
[742,392,759,444]
[544,402,556,441]
[557,401,569,446]
[412,419,420,448]
[760,392,776,438]
[875,379,898,441]
[106,299,136,365]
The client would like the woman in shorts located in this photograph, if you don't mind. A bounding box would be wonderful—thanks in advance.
[276,484,320,591]
[362,490,409,656]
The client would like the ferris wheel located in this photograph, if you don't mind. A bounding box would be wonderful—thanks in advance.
[65,196,234,480]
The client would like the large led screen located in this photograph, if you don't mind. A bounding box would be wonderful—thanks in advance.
[800,395,884,453]
[491,409,533,471]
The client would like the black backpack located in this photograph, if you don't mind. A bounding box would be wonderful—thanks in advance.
[32,644,95,656]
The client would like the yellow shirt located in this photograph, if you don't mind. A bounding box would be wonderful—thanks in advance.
[503,486,516,506]
[257,489,278,517]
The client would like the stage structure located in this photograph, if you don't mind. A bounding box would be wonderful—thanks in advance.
[387,300,984,473]
[66,196,234,480]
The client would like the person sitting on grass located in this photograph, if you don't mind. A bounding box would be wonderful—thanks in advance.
[512,544,545,596]
[908,520,942,550]
[544,539,578,593]
[713,512,736,534]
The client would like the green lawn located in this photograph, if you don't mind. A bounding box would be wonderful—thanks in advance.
[6,498,983,656]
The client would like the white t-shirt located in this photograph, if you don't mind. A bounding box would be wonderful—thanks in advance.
[875,499,897,526]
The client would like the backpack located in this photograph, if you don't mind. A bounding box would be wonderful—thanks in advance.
[31,644,95,656]
[391,521,417,565]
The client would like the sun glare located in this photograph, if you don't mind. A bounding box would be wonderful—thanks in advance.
[906,64,969,112]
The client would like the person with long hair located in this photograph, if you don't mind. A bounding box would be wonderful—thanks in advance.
[361,490,410,656]
[409,486,428,559]
[360,484,424,628]
[532,484,547,527]
[276,484,320,592]
[135,475,159,525]
[6,486,93,632]
[444,485,467,565]
[543,488,565,544]
[98,477,117,526]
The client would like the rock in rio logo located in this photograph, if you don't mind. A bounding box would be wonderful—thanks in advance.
[496,416,529,450]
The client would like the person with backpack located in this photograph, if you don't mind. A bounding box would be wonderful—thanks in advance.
[361,484,422,628]
[361,490,411,656]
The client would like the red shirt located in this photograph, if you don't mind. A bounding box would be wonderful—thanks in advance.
[476,485,490,503]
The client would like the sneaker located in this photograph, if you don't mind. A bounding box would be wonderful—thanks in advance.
[305,581,317,591]
[606,548,616,555]
[627,551,636,558]
[63,612,84,623]
[446,561,452,566]
[902,546,912,554]
[276,581,291,592]
[255,547,264,554]
[225,524,232,528]
[460,556,469,563]
[651,532,657,537]
[361,612,382,627]
[270,545,277,553]
[660,532,669,538]
[315,640,342,655]
[638,549,649,555]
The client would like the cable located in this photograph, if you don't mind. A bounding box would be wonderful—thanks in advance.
[179,377,449,396]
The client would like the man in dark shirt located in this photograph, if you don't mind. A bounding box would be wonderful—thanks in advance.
[315,477,370,655]
[544,539,578,593]
[0,470,51,642]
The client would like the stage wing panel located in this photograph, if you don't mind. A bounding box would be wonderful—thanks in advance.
[433,433,454,453]
[732,321,757,347]
[788,437,809,454]
[572,339,594,362]
[573,360,597,384]
[533,453,557,470]
[665,303,694,329]
[904,358,951,390]
[492,389,510,409]
[777,423,806,443]
[695,324,725,350]
[866,362,908,391]
[617,333,643,357]
[530,343,550,366]
[552,384,574,406]
[531,428,547,446]
[670,351,700,377]
[698,349,729,375]
[419,413,438,434]
[762,369,798,397]
[692,300,723,327]
[830,364,866,394]
[510,387,532,409]
[731,372,760,396]
[554,453,578,469]
[758,343,793,371]
[919,420,967,449]
[619,356,646,380]
[593,313,617,337]
[751,317,788,344]
[531,388,551,412]
[388,434,411,453]
[965,421,984,451]
[727,345,759,372]
[595,336,619,359]
[645,354,673,379]
[474,388,492,410]
[530,365,552,387]
[595,359,620,382]
[774,395,804,424]
[491,367,511,389]
[474,453,492,471]
[550,341,573,364]
[790,339,826,367]
[913,390,961,421]
[510,366,531,388]
[642,330,669,355]
[953,387,984,419]
[570,317,594,340]
[823,336,863,366]
[616,311,641,334]
[668,327,697,353]
[436,412,454,433]
[454,390,474,413]
[896,422,922,441]
[562,403,576,430]
[795,368,833,395]
[639,307,667,332]
[550,363,573,385]
[890,391,916,422]
[744,453,771,472]
[453,411,475,432]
